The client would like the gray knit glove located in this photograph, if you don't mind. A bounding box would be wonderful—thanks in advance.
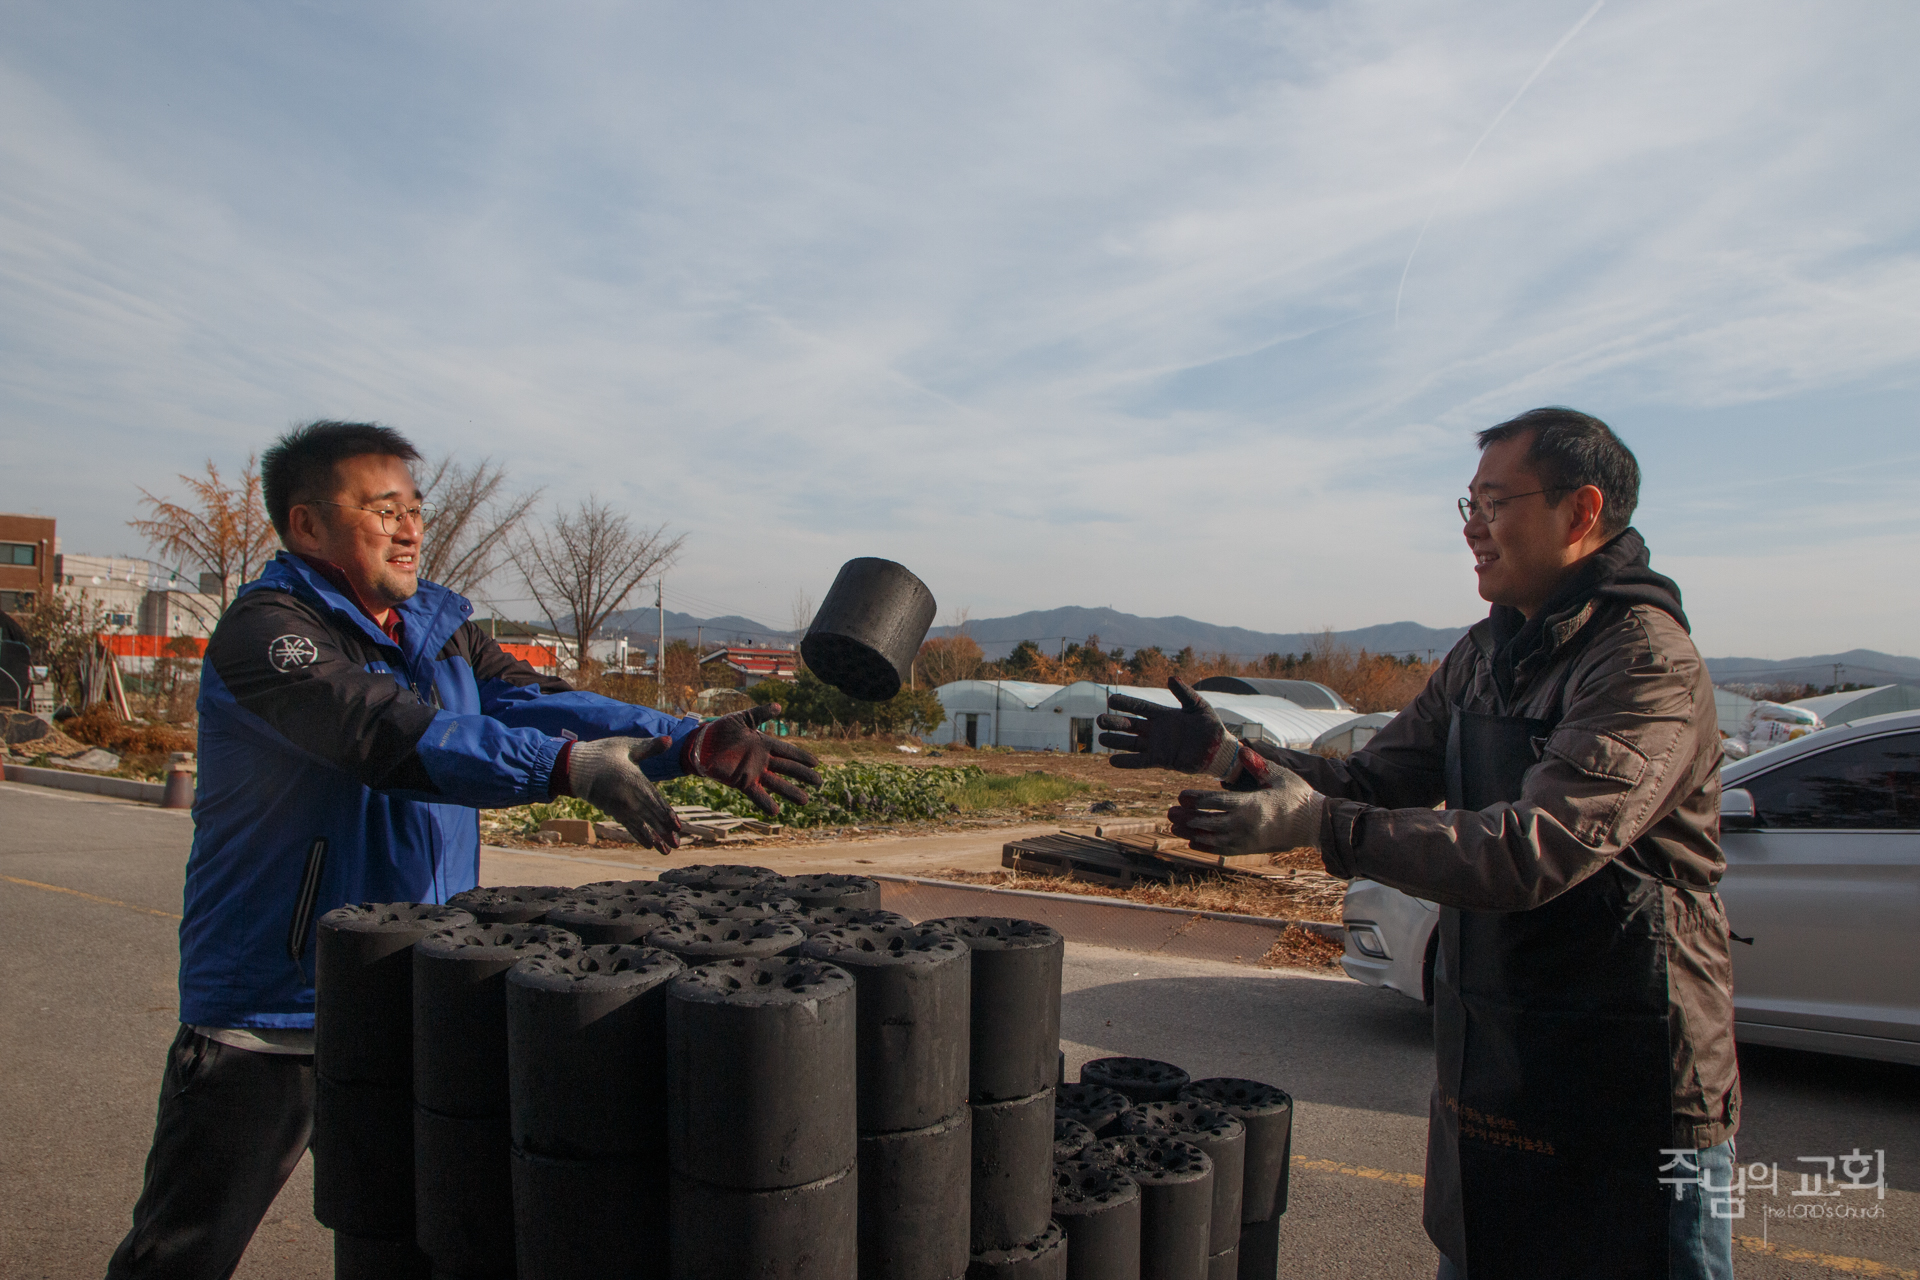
[565,736,686,853]
[1169,766,1326,858]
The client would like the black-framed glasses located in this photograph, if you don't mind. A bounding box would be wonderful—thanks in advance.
[313,500,436,534]
[1458,489,1569,525]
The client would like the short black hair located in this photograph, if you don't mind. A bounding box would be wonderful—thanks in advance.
[1476,407,1639,535]
[261,420,422,536]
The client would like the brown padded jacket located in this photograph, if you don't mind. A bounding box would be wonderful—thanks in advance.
[1267,530,1740,1148]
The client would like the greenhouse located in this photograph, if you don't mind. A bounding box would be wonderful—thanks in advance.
[930,679,1367,753]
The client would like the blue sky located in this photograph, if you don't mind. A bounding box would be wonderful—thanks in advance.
[2,1,1915,658]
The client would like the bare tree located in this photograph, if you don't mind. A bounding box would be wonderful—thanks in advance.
[417,454,542,597]
[789,590,815,641]
[508,498,684,677]
[128,458,278,623]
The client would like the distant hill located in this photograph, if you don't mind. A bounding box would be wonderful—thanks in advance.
[598,606,794,650]
[1702,650,1920,687]
[927,607,1474,662]
[577,603,1920,688]
[580,603,1472,660]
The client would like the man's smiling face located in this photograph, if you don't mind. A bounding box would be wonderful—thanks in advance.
[301,453,423,609]
[1464,431,1583,619]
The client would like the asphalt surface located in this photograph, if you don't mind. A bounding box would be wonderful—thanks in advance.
[3,779,1915,1279]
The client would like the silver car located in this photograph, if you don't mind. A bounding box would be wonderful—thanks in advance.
[1339,708,1920,1065]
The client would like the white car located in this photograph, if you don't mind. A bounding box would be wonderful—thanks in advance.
[1339,709,1920,1065]
[1340,878,1439,1004]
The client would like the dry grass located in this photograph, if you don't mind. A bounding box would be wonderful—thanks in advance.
[61,705,196,756]
[930,859,1346,924]
[1261,925,1346,970]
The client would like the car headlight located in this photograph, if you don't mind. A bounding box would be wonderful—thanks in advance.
[1346,923,1389,959]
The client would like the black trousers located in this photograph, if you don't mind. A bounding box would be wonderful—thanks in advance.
[106,1025,315,1280]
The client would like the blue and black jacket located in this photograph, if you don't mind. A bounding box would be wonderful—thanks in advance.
[180,551,697,1029]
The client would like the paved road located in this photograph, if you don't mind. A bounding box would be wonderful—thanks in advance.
[3,780,1915,1279]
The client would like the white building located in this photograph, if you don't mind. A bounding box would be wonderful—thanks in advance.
[932,680,1367,753]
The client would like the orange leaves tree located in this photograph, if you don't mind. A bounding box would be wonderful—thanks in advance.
[127,458,277,622]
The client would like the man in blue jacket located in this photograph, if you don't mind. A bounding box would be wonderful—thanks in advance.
[107,420,820,1278]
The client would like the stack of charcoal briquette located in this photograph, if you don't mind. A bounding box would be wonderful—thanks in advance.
[1054,1059,1293,1280]
[315,867,1089,1280]
[927,917,1069,1279]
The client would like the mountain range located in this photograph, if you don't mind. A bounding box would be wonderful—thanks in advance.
[594,603,1474,661]
[589,604,1919,691]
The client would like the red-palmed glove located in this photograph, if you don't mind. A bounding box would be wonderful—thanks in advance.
[1098,677,1251,780]
[679,702,823,817]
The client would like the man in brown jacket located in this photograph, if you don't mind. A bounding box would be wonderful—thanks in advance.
[1102,408,1738,1279]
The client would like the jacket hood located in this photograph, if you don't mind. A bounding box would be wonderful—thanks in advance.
[1485,528,1687,697]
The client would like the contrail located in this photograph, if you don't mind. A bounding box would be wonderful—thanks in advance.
[1393,0,1607,327]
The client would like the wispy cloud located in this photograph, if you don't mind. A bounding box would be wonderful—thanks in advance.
[0,0,1915,657]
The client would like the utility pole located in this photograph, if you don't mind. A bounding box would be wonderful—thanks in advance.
[657,579,666,706]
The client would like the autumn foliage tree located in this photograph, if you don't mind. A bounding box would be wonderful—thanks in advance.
[127,458,278,621]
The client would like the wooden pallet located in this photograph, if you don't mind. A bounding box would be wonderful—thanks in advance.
[1001,832,1176,888]
[670,805,783,843]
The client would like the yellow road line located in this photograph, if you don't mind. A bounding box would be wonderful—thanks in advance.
[1291,1157,1914,1277]
[1735,1236,1917,1279]
[1292,1155,1427,1189]
[0,874,181,920]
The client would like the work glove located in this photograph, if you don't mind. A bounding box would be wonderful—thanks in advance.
[1099,678,1248,779]
[680,702,823,817]
[1169,766,1325,859]
[566,736,687,853]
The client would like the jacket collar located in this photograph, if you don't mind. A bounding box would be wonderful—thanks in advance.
[242,552,471,663]
[1480,528,1687,697]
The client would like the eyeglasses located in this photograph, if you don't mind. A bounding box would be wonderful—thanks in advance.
[313,500,436,534]
[1458,489,1569,525]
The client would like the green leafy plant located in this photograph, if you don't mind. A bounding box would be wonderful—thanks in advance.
[489,761,992,835]
[951,770,1090,811]
[664,760,983,828]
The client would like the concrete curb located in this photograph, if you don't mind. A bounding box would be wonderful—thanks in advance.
[871,873,1346,969]
[2,762,166,805]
